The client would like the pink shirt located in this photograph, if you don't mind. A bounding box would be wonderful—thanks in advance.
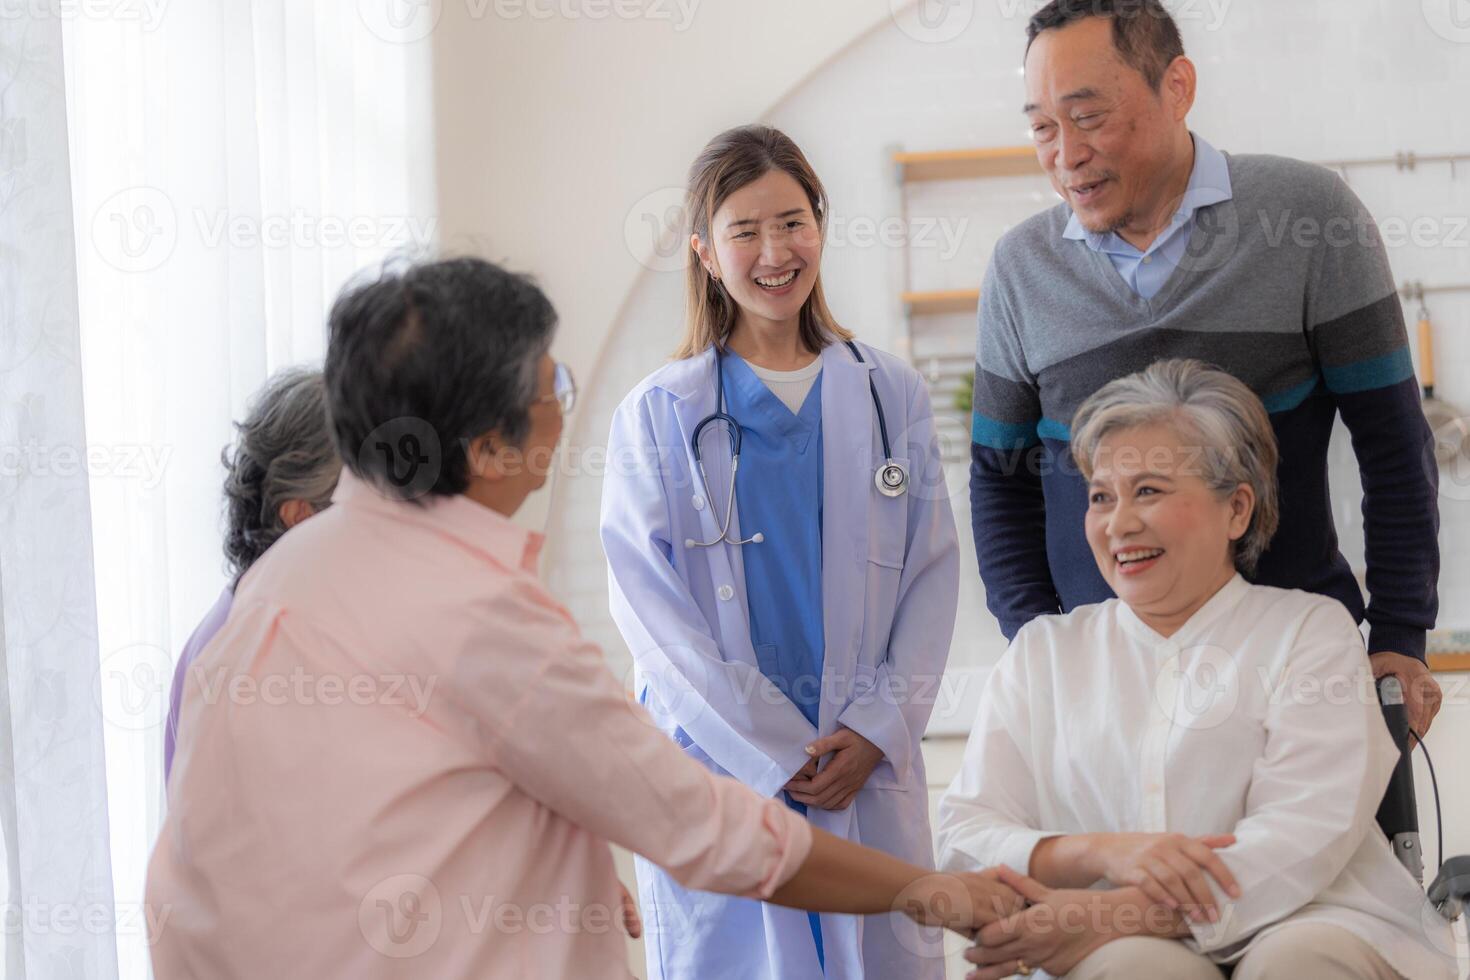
[147,469,812,979]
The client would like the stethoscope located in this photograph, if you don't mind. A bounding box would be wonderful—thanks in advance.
[685,340,908,550]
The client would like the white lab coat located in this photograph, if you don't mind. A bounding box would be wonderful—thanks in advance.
[600,341,960,980]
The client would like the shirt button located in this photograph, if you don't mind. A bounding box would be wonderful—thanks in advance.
[717,585,734,601]
[692,495,706,511]
[1142,256,1152,264]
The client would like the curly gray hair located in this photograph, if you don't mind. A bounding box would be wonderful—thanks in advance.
[222,368,341,584]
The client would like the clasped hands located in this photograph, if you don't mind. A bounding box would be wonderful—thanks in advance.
[959,831,1243,980]
[783,725,885,810]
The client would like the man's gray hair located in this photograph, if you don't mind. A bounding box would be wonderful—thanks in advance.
[1070,358,1280,575]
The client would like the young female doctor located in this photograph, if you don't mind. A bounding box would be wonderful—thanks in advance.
[600,125,960,979]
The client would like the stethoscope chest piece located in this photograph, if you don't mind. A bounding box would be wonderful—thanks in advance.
[876,460,908,498]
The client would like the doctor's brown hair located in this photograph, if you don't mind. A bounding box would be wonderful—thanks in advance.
[673,125,852,361]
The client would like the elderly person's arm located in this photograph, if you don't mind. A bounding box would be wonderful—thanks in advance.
[936,624,1059,878]
[970,253,1062,639]
[475,577,1024,929]
[1178,599,1398,954]
[1304,173,1441,732]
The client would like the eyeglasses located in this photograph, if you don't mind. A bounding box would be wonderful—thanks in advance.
[532,361,577,415]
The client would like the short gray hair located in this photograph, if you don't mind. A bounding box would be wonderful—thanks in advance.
[1070,359,1280,575]
[222,368,342,583]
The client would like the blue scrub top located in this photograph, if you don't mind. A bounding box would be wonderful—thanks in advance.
[724,353,826,728]
[722,352,827,970]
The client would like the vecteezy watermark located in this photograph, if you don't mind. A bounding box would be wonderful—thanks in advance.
[488,0,699,30]
[186,665,438,717]
[358,417,445,501]
[624,186,692,274]
[992,0,1235,31]
[893,0,1234,45]
[1422,0,1470,44]
[1147,650,1470,735]
[357,0,444,44]
[1437,432,1470,503]
[91,185,439,274]
[359,874,443,958]
[96,643,174,733]
[891,0,974,45]
[98,641,439,733]
[620,656,992,731]
[92,186,178,274]
[0,440,172,490]
[356,0,697,43]
[0,0,169,29]
[1,898,172,942]
[622,185,972,273]
[1258,208,1470,252]
[358,877,631,958]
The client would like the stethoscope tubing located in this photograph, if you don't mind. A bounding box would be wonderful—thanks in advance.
[685,340,907,549]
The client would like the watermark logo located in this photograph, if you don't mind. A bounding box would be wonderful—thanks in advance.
[358,417,443,500]
[357,0,443,43]
[92,186,178,274]
[1423,0,1470,43]
[90,185,439,274]
[891,0,974,45]
[359,874,442,957]
[891,872,978,961]
[1154,644,1239,731]
[1436,426,1470,503]
[95,642,174,732]
[0,0,170,30]
[624,186,689,274]
[489,0,700,30]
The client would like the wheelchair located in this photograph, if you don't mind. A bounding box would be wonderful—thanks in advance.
[1375,676,1470,922]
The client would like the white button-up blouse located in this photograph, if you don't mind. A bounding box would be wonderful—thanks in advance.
[936,575,1455,979]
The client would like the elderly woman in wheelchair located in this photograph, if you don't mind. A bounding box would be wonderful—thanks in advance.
[938,359,1459,979]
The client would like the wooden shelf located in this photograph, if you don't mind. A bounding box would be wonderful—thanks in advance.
[895,147,1043,182]
[902,289,980,316]
[1428,652,1470,673]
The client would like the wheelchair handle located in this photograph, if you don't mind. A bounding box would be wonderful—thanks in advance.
[1375,676,1423,883]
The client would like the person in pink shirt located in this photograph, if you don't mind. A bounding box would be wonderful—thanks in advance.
[163,367,341,783]
[146,258,1020,978]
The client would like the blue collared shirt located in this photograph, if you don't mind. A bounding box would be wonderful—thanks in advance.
[1063,133,1232,299]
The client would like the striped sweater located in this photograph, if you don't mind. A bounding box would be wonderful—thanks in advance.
[969,150,1439,658]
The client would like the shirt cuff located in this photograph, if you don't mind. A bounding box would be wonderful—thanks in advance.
[750,743,823,801]
[747,799,814,900]
[1366,622,1426,661]
[835,696,913,786]
[945,827,1053,877]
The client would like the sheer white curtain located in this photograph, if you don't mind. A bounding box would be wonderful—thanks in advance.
[56,3,436,978]
[1,14,120,979]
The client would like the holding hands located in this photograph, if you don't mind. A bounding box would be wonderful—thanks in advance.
[1084,831,1240,923]
[896,868,1028,936]
[963,868,1117,980]
[961,832,1242,977]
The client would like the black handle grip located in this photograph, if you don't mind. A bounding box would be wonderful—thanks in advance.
[1375,677,1418,839]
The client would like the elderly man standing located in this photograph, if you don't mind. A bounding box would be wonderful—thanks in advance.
[970,0,1443,733]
